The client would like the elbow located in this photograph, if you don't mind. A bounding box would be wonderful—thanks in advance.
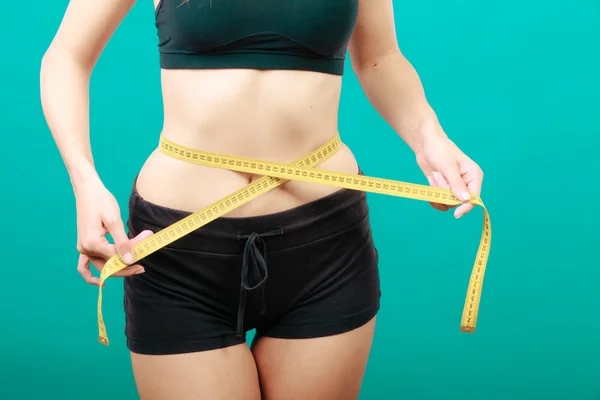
[350,48,403,77]
[40,51,54,78]
[349,52,368,76]
[41,46,62,73]
[40,47,93,79]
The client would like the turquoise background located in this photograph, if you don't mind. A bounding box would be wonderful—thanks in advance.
[1,0,599,399]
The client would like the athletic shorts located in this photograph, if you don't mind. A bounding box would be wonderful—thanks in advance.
[123,181,381,355]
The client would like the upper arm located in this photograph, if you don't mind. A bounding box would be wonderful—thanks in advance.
[44,0,136,69]
[348,0,400,71]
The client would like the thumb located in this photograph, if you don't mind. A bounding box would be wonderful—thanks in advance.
[130,230,154,245]
[441,165,471,202]
[105,217,134,264]
[110,231,154,278]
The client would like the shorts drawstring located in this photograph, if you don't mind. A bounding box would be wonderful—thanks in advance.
[236,227,283,337]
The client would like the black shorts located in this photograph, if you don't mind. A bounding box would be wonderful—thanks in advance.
[124,182,381,355]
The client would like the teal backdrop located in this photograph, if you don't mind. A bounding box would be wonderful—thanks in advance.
[1,0,599,399]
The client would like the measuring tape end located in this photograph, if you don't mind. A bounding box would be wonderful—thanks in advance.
[98,336,109,346]
[460,326,476,333]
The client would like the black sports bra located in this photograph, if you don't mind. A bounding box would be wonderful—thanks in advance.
[154,0,359,75]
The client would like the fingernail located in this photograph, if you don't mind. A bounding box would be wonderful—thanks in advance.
[135,269,145,275]
[456,213,463,219]
[123,253,133,264]
[433,172,441,181]
[461,192,471,201]
[427,176,433,184]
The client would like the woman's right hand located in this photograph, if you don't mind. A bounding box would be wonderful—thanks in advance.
[74,179,152,286]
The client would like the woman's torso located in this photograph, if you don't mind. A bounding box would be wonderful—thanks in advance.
[137,0,359,217]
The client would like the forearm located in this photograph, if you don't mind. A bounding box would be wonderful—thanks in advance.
[40,52,101,193]
[353,52,444,154]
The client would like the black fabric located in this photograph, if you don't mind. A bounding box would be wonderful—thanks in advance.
[123,183,381,355]
[155,0,359,75]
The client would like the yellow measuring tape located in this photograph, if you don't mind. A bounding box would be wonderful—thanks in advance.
[97,133,491,345]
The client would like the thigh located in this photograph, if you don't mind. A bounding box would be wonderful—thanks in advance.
[251,317,376,400]
[131,344,261,400]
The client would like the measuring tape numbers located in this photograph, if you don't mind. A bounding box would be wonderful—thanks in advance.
[97,133,491,345]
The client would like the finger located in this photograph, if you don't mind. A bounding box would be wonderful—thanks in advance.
[112,265,146,277]
[440,166,471,203]
[454,202,474,218]
[427,175,449,212]
[90,231,153,279]
[89,255,145,281]
[433,172,457,210]
[429,202,449,211]
[79,233,117,260]
[89,256,107,273]
[104,215,134,264]
[77,254,100,286]
[87,230,152,270]
[130,230,154,245]
[454,168,483,219]
[105,230,154,276]
[111,231,152,276]
[464,167,483,198]
[433,171,450,189]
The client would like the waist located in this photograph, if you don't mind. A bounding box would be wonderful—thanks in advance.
[136,130,359,218]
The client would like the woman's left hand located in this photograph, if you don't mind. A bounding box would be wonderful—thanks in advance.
[415,133,484,219]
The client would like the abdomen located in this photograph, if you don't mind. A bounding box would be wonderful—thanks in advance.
[135,68,359,217]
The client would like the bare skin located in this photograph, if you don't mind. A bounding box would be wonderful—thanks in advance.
[137,66,359,217]
[41,0,484,399]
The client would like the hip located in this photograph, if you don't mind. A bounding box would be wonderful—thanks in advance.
[123,181,380,352]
